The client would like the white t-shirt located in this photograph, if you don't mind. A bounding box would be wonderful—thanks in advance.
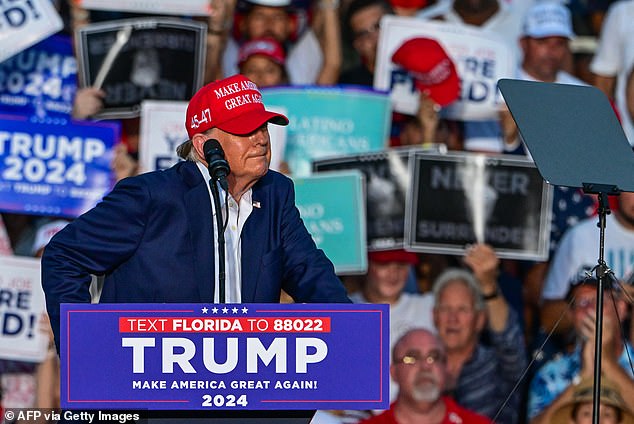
[542,213,634,300]
[349,291,435,401]
[589,0,634,146]
[417,0,535,61]
[417,0,535,153]
[224,29,323,85]
[517,67,587,87]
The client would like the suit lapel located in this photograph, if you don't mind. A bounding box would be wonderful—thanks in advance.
[182,163,215,302]
[241,188,267,302]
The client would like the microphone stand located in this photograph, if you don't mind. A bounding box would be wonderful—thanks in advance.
[582,184,617,424]
[208,178,226,303]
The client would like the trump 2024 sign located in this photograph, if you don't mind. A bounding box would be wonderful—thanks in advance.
[61,303,389,410]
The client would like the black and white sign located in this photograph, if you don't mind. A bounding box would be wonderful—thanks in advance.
[405,152,552,260]
[76,18,206,120]
[314,146,444,251]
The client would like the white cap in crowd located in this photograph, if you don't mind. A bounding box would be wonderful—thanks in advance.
[522,1,574,39]
[245,0,292,6]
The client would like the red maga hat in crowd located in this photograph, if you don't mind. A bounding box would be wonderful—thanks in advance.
[389,0,427,9]
[185,74,288,137]
[238,37,286,67]
[368,249,419,265]
[391,37,460,107]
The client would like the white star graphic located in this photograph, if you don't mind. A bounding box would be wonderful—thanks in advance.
[222,307,229,314]
[212,307,218,314]
[232,307,238,314]
[241,307,249,314]
[201,307,208,314]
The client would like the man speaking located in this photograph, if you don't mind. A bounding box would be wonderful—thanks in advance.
[42,74,350,352]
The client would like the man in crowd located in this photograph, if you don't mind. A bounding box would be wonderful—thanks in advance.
[360,328,491,423]
[340,0,393,86]
[528,278,634,423]
[350,249,435,400]
[590,0,634,146]
[223,0,341,85]
[417,0,535,153]
[42,74,351,351]
[501,1,586,153]
[432,244,526,424]
[540,192,634,339]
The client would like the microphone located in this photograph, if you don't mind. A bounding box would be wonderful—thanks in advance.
[203,139,230,191]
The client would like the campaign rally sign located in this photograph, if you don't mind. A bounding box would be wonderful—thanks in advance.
[0,35,77,122]
[0,115,119,217]
[293,170,367,274]
[78,0,212,16]
[0,0,63,64]
[0,256,48,362]
[405,152,552,260]
[139,100,188,173]
[374,16,516,120]
[314,147,418,250]
[262,86,391,177]
[61,303,389,410]
[76,18,206,120]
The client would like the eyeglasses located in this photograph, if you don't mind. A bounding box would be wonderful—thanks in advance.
[394,350,446,366]
[572,296,615,310]
[352,22,380,42]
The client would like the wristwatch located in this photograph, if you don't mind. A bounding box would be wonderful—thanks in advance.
[482,287,499,300]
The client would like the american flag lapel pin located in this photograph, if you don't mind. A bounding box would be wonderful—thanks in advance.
[253,200,261,208]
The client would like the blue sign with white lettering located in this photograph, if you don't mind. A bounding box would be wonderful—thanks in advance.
[0,35,77,122]
[0,115,119,217]
[61,303,389,410]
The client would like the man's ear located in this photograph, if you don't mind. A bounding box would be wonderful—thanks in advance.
[191,133,207,162]
[475,310,487,333]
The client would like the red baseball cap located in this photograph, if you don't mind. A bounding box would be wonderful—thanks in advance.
[238,37,286,67]
[389,0,427,9]
[368,249,419,265]
[185,74,288,137]
[391,37,460,107]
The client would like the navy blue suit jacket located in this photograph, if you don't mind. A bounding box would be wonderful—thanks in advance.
[42,161,350,347]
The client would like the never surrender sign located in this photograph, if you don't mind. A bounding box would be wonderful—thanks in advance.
[405,152,552,260]
[76,18,206,120]
[61,303,389,410]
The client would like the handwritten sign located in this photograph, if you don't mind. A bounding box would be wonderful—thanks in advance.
[61,303,389,410]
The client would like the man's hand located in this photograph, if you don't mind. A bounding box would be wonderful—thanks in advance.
[72,87,105,119]
[464,243,500,292]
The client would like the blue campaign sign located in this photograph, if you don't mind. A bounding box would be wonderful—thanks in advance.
[61,303,389,410]
[262,86,391,177]
[0,115,119,217]
[0,35,77,122]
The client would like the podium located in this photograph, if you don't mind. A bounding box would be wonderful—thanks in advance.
[60,303,389,424]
